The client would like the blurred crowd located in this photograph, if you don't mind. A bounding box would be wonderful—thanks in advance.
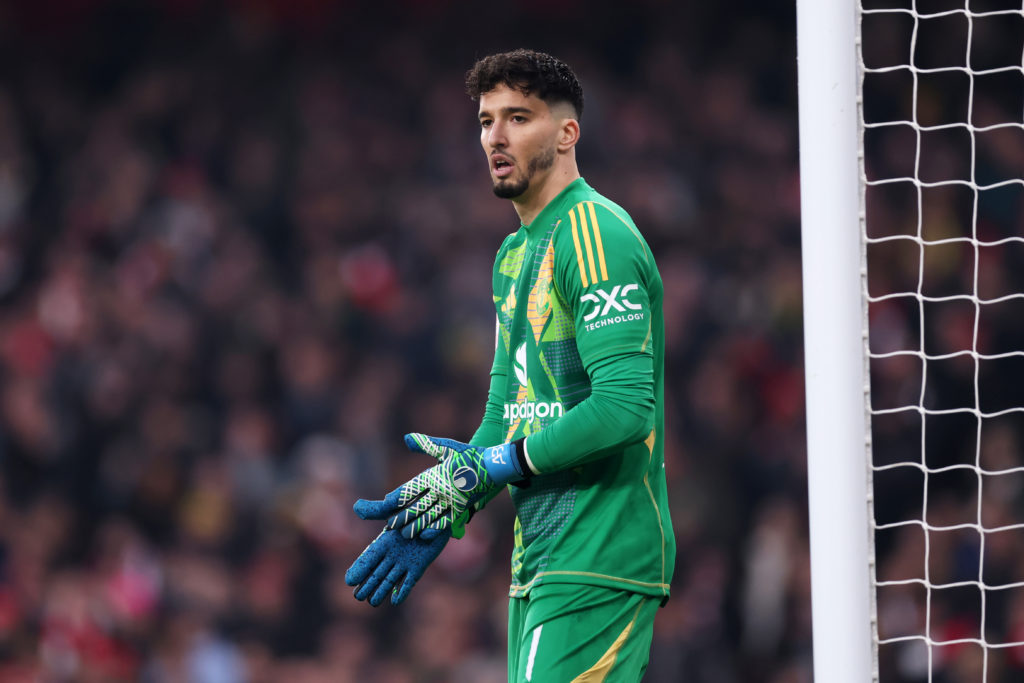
[0,1,811,681]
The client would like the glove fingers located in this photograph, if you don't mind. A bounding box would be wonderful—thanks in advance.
[353,488,404,520]
[404,433,475,461]
[428,515,454,537]
[381,486,429,530]
[354,554,395,603]
[391,529,451,604]
[385,489,438,534]
[389,495,449,539]
[369,564,407,607]
[400,504,452,540]
[392,572,419,605]
[345,531,390,586]
[404,433,446,461]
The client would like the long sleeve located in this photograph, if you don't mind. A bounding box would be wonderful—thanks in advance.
[524,351,653,471]
[523,200,658,473]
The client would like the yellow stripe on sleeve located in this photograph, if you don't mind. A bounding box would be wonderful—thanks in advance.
[586,202,608,281]
[577,205,599,285]
[568,209,589,288]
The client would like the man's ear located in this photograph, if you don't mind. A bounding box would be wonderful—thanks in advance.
[558,118,580,152]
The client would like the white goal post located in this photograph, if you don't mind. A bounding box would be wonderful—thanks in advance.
[797,0,877,681]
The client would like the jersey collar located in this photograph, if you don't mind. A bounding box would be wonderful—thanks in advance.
[521,177,591,236]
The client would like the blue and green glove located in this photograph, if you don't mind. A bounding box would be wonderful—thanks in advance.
[345,526,450,606]
[346,434,459,607]
[347,433,529,606]
[354,433,529,539]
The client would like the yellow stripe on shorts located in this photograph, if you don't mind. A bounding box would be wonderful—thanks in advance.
[571,602,645,682]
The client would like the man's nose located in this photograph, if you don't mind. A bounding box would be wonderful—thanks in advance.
[487,122,508,148]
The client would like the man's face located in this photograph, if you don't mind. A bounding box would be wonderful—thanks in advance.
[478,84,560,200]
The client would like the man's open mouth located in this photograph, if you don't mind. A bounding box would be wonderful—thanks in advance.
[493,157,514,178]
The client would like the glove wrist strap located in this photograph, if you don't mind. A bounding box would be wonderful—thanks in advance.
[512,437,531,477]
[482,440,530,484]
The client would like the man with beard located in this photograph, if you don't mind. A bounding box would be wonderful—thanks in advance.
[348,49,675,682]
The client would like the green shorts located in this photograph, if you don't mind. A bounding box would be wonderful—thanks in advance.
[507,584,660,682]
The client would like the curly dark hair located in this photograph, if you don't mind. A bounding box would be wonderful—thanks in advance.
[465,49,584,120]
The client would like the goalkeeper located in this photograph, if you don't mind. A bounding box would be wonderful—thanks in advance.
[347,49,676,682]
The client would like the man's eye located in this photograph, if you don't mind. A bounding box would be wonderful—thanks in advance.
[481,120,492,128]
[511,116,526,123]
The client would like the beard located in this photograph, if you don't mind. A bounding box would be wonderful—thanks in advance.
[492,145,556,199]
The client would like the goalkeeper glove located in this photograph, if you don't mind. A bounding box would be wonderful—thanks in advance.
[345,526,450,606]
[355,433,528,540]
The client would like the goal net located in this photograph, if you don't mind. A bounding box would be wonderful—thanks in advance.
[799,1,1024,682]
[863,2,1024,682]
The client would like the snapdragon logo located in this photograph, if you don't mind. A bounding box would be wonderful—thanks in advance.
[504,342,563,423]
[504,400,563,421]
[513,343,528,387]
[580,284,645,331]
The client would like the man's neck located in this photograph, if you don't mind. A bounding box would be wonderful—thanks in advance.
[513,166,581,226]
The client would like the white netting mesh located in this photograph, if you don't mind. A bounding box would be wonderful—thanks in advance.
[861,1,1024,681]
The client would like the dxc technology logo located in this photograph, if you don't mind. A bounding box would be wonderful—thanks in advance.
[580,284,645,331]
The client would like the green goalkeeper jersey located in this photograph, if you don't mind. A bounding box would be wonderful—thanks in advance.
[472,178,675,600]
